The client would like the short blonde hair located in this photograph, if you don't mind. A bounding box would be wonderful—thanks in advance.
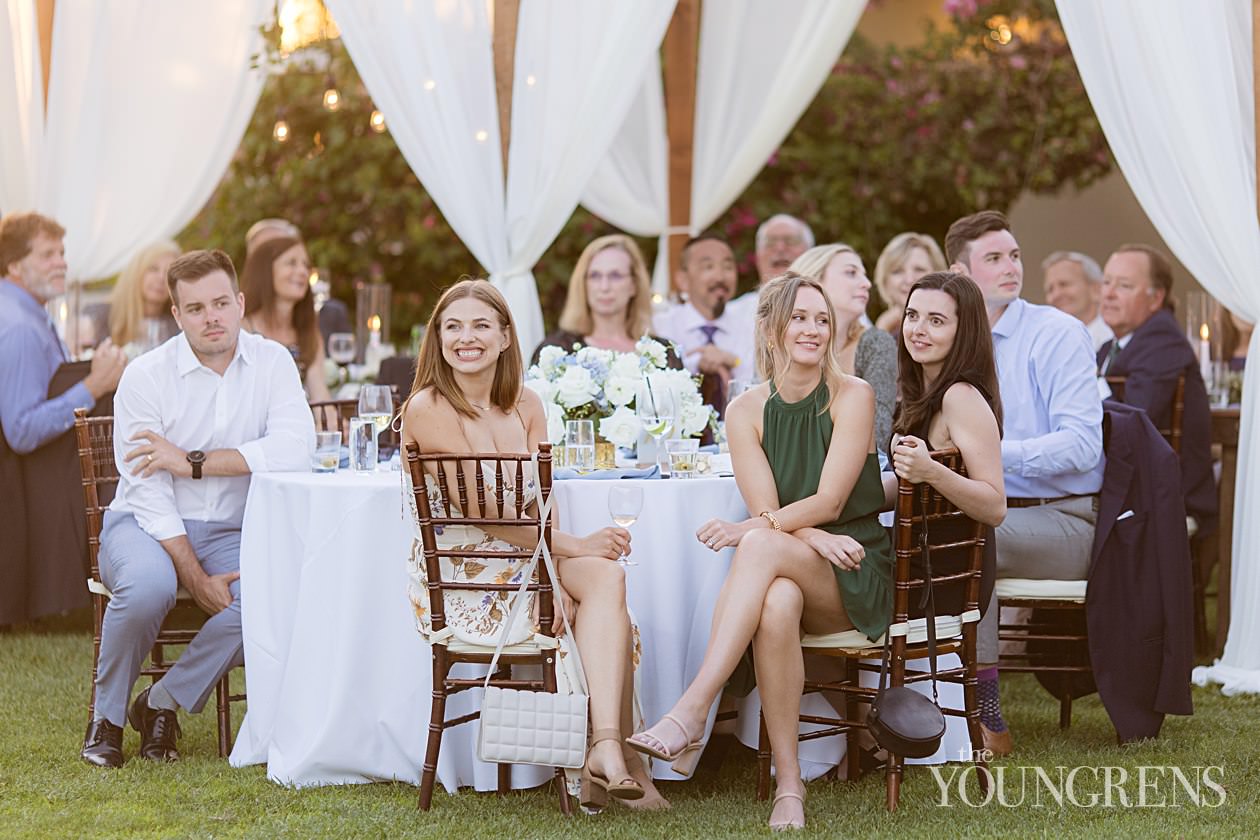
[557,235,653,339]
[109,240,181,346]
[789,244,866,348]
[873,232,946,309]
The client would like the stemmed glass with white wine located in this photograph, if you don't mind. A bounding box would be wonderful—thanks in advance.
[607,484,643,568]
[357,384,394,466]
[636,377,677,473]
[328,332,356,386]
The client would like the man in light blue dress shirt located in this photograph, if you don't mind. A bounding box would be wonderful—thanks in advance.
[946,211,1104,757]
[0,212,127,626]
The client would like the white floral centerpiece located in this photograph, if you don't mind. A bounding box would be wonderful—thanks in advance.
[524,338,715,453]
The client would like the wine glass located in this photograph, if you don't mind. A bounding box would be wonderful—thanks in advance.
[636,377,677,473]
[357,384,394,465]
[607,484,643,567]
[329,332,356,385]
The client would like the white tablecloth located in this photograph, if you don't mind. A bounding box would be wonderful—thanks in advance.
[230,471,969,789]
[228,470,553,791]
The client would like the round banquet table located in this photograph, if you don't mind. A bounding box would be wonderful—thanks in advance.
[229,469,969,788]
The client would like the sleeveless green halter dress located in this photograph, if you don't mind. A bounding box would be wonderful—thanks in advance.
[762,379,892,641]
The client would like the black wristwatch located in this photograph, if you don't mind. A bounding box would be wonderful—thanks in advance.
[187,449,206,480]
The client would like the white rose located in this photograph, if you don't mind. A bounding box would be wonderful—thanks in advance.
[637,337,669,369]
[524,377,558,406]
[537,345,566,376]
[657,368,703,407]
[575,346,614,369]
[599,407,643,449]
[545,402,567,445]
[679,402,714,438]
[609,352,643,381]
[604,375,639,407]
[555,365,599,409]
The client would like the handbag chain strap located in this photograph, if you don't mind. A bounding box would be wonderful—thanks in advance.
[876,485,940,704]
[481,453,588,695]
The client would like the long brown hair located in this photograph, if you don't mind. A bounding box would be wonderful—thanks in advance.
[109,239,181,346]
[893,272,1003,439]
[558,235,654,338]
[754,272,846,401]
[240,236,320,371]
[411,278,523,419]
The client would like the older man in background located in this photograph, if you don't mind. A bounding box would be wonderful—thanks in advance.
[727,214,814,324]
[0,212,127,626]
[1097,244,1215,528]
[1042,250,1112,350]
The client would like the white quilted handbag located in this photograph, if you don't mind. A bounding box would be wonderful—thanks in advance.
[477,489,589,769]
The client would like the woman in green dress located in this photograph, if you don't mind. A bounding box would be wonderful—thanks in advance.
[627,272,892,831]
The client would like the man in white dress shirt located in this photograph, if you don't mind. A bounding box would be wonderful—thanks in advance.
[653,234,755,414]
[1042,250,1113,350]
[81,250,314,768]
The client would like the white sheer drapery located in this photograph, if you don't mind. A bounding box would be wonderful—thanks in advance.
[582,0,864,293]
[330,0,676,355]
[0,0,269,280]
[0,0,41,213]
[1056,0,1260,693]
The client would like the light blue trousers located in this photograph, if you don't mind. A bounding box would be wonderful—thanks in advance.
[94,511,244,727]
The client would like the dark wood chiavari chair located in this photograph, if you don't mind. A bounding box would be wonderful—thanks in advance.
[404,442,571,813]
[74,408,244,757]
[754,449,988,811]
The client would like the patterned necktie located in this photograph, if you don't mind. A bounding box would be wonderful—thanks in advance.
[696,323,725,424]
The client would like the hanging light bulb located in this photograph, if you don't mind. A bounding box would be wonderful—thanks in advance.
[369,109,386,133]
[322,75,341,111]
[273,109,291,143]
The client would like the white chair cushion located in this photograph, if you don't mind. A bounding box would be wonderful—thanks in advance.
[995,578,1086,601]
[801,611,977,651]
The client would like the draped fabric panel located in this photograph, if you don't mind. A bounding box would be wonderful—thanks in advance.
[331,0,676,355]
[581,0,863,293]
[0,0,41,215]
[1056,0,1260,693]
[0,0,269,281]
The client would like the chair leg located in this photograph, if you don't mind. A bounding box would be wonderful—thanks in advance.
[885,754,903,812]
[755,711,771,801]
[1190,536,1209,655]
[555,768,573,816]
[497,763,511,796]
[1059,687,1073,730]
[844,660,861,782]
[216,675,232,758]
[418,654,449,811]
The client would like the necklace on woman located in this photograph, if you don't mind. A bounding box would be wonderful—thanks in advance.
[470,400,492,411]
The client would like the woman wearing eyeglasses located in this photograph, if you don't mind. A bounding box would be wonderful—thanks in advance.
[531,235,681,368]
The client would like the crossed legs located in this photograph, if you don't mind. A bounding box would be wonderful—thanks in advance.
[634,528,853,824]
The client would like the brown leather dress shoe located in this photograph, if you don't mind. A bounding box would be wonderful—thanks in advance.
[128,687,181,761]
[980,723,1013,757]
[82,718,124,768]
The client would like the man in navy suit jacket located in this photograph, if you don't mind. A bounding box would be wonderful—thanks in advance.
[1096,244,1216,527]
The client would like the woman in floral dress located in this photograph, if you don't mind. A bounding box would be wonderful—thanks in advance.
[400,278,665,811]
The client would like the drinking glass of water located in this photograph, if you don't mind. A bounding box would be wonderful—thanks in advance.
[636,377,676,472]
[607,484,643,568]
[357,384,393,465]
[565,419,595,473]
[329,332,356,385]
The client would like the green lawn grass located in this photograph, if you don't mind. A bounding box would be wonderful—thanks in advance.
[1,609,1255,839]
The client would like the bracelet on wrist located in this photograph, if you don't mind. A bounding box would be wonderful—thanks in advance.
[759,510,782,531]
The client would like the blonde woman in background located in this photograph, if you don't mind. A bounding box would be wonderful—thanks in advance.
[531,234,681,368]
[107,240,181,353]
[791,244,898,458]
[872,232,946,334]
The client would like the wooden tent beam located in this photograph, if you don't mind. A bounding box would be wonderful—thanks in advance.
[37,0,54,112]
[663,0,700,296]
[492,0,520,182]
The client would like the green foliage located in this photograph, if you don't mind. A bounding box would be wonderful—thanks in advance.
[711,0,1111,296]
[182,0,1110,335]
